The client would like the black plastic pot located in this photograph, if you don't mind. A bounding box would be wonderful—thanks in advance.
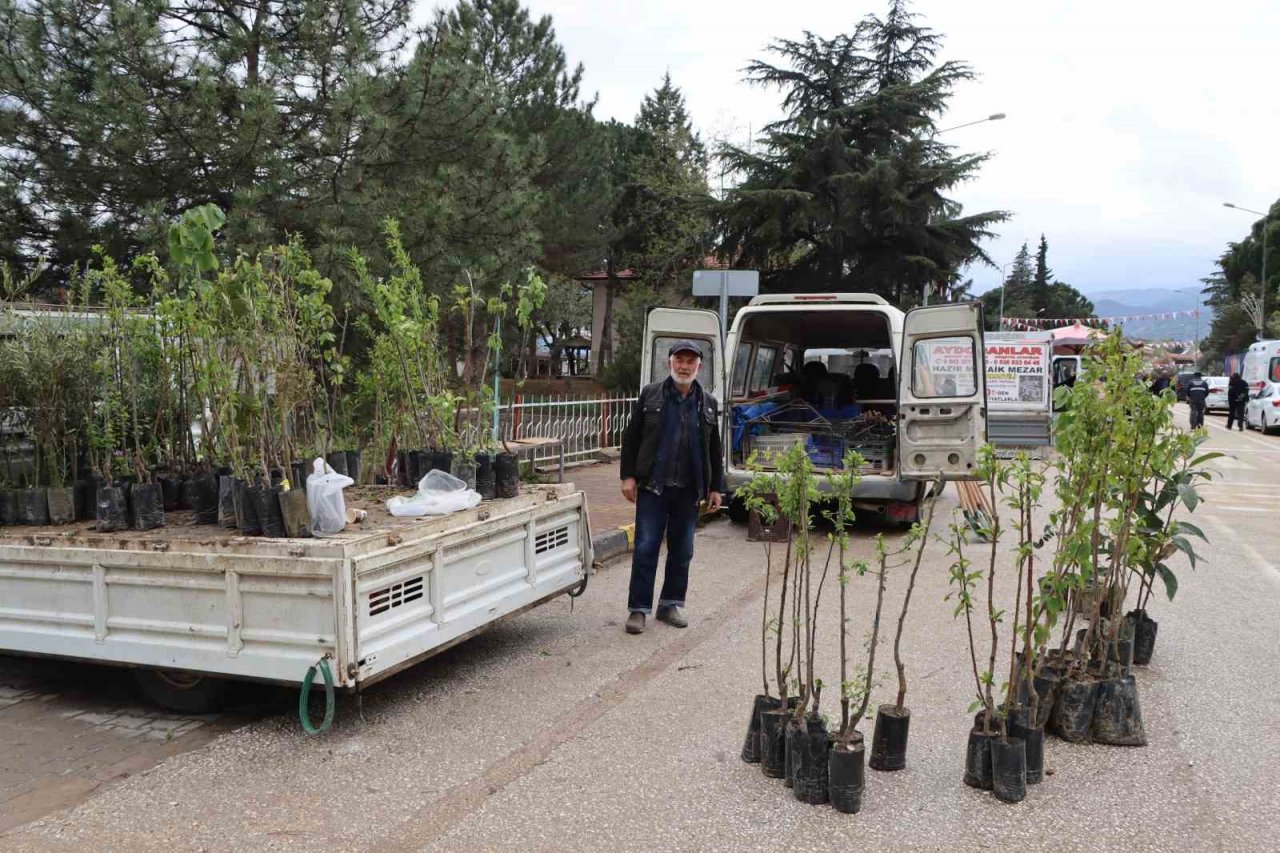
[475,452,497,500]
[395,450,411,487]
[325,451,349,477]
[279,488,312,539]
[783,716,804,789]
[495,452,519,499]
[252,485,286,538]
[233,478,263,536]
[192,473,220,524]
[47,486,75,525]
[95,485,128,532]
[452,454,477,490]
[0,489,16,524]
[407,449,426,484]
[1006,707,1044,785]
[1127,609,1158,666]
[74,478,98,520]
[741,695,780,763]
[433,451,453,478]
[793,716,831,805]
[991,737,1027,803]
[345,450,362,484]
[1030,670,1061,730]
[1091,674,1147,746]
[291,460,310,494]
[158,475,181,512]
[1051,677,1099,743]
[759,708,789,779]
[868,703,910,771]
[218,475,239,529]
[175,476,193,511]
[19,487,49,525]
[130,482,165,530]
[964,727,998,790]
[828,734,865,814]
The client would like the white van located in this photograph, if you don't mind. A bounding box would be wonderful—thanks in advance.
[1243,340,1280,393]
[641,294,987,524]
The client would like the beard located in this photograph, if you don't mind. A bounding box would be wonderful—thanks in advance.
[670,369,696,388]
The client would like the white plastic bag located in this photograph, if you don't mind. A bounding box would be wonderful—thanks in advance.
[307,457,354,535]
[387,469,482,517]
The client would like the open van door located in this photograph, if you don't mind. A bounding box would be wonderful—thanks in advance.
[898,302,986,480]
[640,307,724,401]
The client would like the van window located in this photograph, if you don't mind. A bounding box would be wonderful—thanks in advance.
[731,342,752,396]
[1270,357,1280,383]
[650,337,715,388]
[751,345,777,393]
[912,337,978,397]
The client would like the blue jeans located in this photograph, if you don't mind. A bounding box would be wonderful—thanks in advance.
[628,486,699,613]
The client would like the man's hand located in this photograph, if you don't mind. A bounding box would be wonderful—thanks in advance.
[621,477,638,503]
[707,491,723,512]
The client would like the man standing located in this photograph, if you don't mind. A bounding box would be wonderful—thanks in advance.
[1226,372,1250,431]
[619,340,725,634]
[1185,371,1210,430]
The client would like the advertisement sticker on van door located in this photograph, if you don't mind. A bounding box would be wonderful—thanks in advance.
[914,338,977,396]
[985,343,1048,405]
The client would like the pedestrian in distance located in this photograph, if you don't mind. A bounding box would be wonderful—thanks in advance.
[1226,372,1250,431]
[618,340,725,635]
[1185,371,1210,430]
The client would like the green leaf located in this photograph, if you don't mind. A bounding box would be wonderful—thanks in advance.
[1176,482,1200,512]
[1190,452,1225,467]
[1155,562,1178,601]
[1174,520,1208,543]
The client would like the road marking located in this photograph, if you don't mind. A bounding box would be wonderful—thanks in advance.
[1200,514,1280,587]
[1203,505,1271,513]
[1204,417,1280,450]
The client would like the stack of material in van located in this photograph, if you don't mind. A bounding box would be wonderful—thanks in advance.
[835,411,896,473]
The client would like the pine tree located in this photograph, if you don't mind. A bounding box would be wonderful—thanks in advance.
[1031,234,1053,312]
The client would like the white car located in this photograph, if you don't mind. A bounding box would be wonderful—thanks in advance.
[1246,381,1280,434]
[1204,376,1230,413]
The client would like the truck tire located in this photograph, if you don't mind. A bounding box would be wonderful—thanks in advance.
[134,668,231,714]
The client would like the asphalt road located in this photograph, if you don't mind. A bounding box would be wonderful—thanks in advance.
[3,406,1279,851]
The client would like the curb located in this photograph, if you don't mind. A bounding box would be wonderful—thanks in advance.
[591,523,634,565]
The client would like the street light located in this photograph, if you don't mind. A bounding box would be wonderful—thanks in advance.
[1224,202,1272,340]
[996,259,1014,330]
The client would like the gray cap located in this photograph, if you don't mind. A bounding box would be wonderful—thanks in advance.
[668,339,703,357]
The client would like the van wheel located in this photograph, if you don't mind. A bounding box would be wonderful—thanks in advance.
[134,669,231,714]
[728,496,750,524]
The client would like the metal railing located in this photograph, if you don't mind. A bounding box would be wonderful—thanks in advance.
[458,393,637,467]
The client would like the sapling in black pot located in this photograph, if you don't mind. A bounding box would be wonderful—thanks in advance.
[1003,453,1047,785]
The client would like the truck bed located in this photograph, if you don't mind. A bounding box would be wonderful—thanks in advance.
[0,484,591,689]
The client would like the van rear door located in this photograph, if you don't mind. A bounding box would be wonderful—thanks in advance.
[898,302,987,480]
[640,307,725,400]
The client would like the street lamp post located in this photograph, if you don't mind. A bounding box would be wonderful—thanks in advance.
[1224,202,1272,340]
[996,259,1013,330]
[922,112,1008,307]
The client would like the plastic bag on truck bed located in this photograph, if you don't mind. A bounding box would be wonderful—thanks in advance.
[387,469,482,517]
[308,458,354,535]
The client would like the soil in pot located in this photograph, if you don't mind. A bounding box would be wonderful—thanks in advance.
[218,475,239,529]
[759,708,789,779]
[828,734,866,814]
[95,485,128,532]
[741,695,780,763]
[783,716,805,789]
[233,478,263,536]
[991,737,1027,803]
[0,488,16,524]
[1051,677,1100,743]
[452,454,477,490]
[253,485,287,538]
[1128,609,1158,666]
[19,487,50,525]
[1091,674,1147,746]
[495,452,520,499]
[793,716,832,805]
[131,483,166,530]
[192,473,220,524]
[47,486,75,525]
[475,452,497,500]
[964,727,998,790]
[74,478,98,520]
[279,488,312,538]
[345,450,362,484]
[869,703,911,771]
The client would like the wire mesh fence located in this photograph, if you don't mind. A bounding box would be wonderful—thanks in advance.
[457,393,638,467]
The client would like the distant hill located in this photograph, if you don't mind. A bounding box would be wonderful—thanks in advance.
[1082,287,1207,341]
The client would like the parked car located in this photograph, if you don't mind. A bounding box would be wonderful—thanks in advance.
[1204,376,1230,413]
[1174,370,1197,402]
[1245,381,1280,434]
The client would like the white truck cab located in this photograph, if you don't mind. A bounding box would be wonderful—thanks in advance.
[641,293,987,522]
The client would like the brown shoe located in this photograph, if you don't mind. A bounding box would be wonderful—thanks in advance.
[656,606,688,628]
[625,612,646,634]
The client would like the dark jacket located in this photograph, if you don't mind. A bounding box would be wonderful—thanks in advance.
[620,378,726,498]
[1228,376,1250,404]
[1185,378,1210,405]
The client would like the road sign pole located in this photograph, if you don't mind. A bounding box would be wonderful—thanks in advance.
[719,271,728,345]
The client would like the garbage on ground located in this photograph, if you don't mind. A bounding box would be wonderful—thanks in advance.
[387,469,482,517]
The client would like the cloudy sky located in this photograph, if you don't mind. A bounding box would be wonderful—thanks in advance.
[430,0,1279,297]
